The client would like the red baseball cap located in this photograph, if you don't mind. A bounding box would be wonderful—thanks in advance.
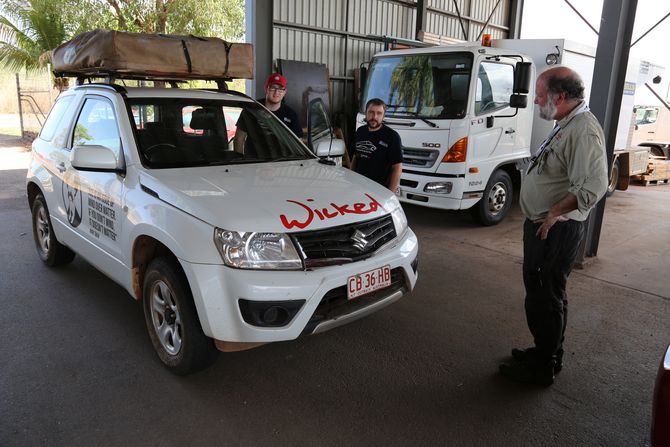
[265,73,287,89]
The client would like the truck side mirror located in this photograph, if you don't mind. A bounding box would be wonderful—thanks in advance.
[513,62,532,94]
[360,66,368,94]
[509,94,528,109]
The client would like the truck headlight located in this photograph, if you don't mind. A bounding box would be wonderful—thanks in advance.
[391,207,408,239]
[213,229,303,270]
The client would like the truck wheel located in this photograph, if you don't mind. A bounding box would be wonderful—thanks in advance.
[470,169,513,226]
[31,194,75,266]
[606,158,620,197]
[143,257,217,375]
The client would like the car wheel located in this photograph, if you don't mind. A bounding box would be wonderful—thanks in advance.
[606,158,620,197]
[31,194,75,266]
[143,257,217,375]
[470,169,513,226]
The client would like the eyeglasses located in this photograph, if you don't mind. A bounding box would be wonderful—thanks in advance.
[268,87,286,93]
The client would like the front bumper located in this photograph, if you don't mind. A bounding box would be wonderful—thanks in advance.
[181,228,419,344]
[398,172,481,210]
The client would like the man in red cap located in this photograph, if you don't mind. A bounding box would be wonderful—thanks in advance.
[260,73,302,137]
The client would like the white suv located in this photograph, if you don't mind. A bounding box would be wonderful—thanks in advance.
[27,83,419,374]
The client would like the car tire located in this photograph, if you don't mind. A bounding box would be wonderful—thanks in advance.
[143,257,217,375]
[606,158,620,197]
[470,169,513,226]
[31,194,76,266]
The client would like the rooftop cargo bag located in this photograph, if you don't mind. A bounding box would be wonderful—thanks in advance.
[52,29,253,80]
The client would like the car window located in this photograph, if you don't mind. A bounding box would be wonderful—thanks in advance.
[130,98,314,168]
[73,97,121,153]
[40,96,74,142]
[475,62,514,115]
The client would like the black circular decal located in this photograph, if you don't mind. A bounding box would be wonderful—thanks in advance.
[62,182,83,228]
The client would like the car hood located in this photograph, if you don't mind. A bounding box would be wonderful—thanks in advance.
[139,160,399,232]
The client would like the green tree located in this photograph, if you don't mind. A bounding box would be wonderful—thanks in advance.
[102,0,244,39]
[0,0,244,72]
[0,0,68,71]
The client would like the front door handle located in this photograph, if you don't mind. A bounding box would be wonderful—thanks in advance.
[505,128,516,134]
[56,162,66,173]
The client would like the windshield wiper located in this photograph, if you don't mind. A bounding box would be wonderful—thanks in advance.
[394,112,438,128]
[384,105,438,128]
[222,158,266,164]
[272,156,312,162]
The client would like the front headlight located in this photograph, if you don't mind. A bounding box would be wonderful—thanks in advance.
[213,229,303,270]
[391,207,408,239]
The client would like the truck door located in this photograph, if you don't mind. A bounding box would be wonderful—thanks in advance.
[61,94,126,281]
[467,60,518,188]
[634,106,660,143]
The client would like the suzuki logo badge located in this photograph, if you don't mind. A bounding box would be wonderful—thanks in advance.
[351,229,370,251]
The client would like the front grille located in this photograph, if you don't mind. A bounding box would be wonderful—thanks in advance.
[402,147,440,168]
[291,215,396,268]
[400,179,418,188]
[301,267,406,335]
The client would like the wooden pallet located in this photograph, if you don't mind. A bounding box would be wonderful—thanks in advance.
[632,176,670,186]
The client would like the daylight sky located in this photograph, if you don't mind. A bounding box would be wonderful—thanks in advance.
[521,0,670,105]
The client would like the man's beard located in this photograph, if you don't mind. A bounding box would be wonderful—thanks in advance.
[539,97,558,120]
[367,119,381,129]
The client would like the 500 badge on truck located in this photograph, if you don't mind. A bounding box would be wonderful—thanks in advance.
[27,81,418,375]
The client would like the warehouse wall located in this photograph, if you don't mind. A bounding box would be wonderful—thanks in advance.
[271,0,513,135]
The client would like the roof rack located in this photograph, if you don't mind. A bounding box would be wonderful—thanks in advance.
[69,73,231,92]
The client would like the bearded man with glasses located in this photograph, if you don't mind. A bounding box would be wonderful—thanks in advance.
[499,66,608,387]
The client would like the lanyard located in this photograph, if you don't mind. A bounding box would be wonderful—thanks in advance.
[527,103,590,174]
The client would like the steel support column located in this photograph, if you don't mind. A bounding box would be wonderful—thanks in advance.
[507,0,524,39]
[245,0,273,98]
[580,0,638,261]
[415,0,427,40]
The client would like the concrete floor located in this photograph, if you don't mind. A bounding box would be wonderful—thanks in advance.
[1,139,669,446]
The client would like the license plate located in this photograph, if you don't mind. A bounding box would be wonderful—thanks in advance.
[347,265,391,300]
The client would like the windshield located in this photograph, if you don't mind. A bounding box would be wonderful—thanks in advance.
[129,98,314,168]
[362,52,473,119]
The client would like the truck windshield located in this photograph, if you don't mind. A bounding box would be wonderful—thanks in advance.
[128,98,314,169]
[362,52,473,120]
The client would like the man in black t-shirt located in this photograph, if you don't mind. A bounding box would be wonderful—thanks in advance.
[234,73,302,154]
[258,73,303,138]
[351,98,403,192]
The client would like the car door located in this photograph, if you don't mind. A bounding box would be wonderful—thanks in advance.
[60,94,127,282]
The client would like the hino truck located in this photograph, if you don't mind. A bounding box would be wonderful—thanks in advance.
[359,38,663,225]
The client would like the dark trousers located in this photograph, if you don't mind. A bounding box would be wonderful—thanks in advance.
[523,218,584,364]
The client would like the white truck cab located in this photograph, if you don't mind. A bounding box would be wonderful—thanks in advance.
[359,41,542,225]
[27,82,418,374]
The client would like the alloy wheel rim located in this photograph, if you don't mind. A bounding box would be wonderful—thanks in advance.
[150,280,183,356]
[36,206,50,254]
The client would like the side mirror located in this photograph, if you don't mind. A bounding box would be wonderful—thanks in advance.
[509,94,528,109]
[70,144,122,172]
[359,66,368,95]
[315,138,345,158]
[513,62,532,94]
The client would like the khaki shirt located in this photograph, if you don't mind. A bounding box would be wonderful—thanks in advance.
[520,100,608,222]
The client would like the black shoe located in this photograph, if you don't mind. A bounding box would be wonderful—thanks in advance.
[511,347,563,374]
[499,360,555,387]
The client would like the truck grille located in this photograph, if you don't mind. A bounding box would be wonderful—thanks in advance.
[402,147,440,168]
[291,214,396,268]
